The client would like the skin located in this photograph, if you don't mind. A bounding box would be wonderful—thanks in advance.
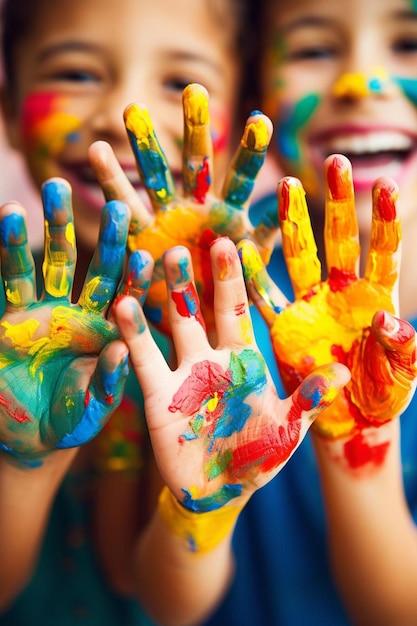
[112,236,350,623]
[239,157,417,625]
[259,0,417,318]
[98,83,275,334]
[1,0,242,279]
[0,178,155,611]
[240,155,416,448]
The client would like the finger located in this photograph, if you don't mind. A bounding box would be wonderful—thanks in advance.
[53,341,130,448]
[0,203,36,308]
[364,178,401,309]
[88,140,153,232]
[79,200,130,313]
[41,178,76,301]
[208,237,255,348]
[163,245,210,362]
[182,83,213,203]
[236,239,288,328]
[116,248,154,306]
[284,362,350,439]
[223,111,273,211]
[371,310,417,387]
[277,176,321,299]
[350,311,416,423]
[113,295,171,398]
[123,102,176,212]
[323,154,360,285]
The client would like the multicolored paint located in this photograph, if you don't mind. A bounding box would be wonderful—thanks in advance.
[240,158,415,469]
[125,102,272,336]
[124,103,175,208]
[21,92,81,178]
[0,187,132,466]
[158,357,343,553]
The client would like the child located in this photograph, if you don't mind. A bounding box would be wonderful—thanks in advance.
[200,1,417,625]
[0,0,278,624]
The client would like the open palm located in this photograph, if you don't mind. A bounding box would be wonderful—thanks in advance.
[239,155,416,439]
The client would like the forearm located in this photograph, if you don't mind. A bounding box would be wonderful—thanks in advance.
[0,449,77,611]
[133,488,244,626]
[313,423,417,626]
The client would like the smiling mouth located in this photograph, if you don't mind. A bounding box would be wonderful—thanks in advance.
[319,131,415,178]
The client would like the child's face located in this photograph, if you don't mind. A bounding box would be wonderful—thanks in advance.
[260,0,417,236]
[4,0,241,252]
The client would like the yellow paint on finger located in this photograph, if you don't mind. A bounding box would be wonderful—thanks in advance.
[242,117,269,151]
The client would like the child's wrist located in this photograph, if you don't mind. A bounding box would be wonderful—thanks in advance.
[157,485,245,555]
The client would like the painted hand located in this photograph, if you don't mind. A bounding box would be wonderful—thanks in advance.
[0,178,152,467]
[113,237,349,514]
[89,83,275,335]
[239,155,417,440]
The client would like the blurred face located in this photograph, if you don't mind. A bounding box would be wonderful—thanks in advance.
[4,0,241,252]
[260,0,417,236]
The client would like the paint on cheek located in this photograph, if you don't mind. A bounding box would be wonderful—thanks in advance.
[21,92,81,157]
[395,76,417,107]
[210,106,230,154]
[276,94,319,162]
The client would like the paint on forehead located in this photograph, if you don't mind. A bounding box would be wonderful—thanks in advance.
[21,92,81,156]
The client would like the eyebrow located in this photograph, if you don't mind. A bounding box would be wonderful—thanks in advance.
[280,9,417,34]
[35,40,103,63]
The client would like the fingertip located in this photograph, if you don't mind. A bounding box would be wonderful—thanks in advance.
[324,154,353,201]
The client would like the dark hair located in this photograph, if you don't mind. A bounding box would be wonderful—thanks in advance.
[1,0,48,90]
[0,0,255,88]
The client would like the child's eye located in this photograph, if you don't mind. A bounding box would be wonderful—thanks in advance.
[164,77,194,93]
[393,37,417,54]
[287,46,336,62]
[51,70,100,83]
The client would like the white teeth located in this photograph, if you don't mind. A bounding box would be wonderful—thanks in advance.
[325,132,413,155]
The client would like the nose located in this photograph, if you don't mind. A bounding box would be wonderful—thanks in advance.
[89,82,141,146]
[332,67,391,100]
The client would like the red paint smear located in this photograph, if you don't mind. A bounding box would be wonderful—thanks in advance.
[0,394,32,423]
[234,302,246,316]
[230,409,302,476]
[328,266,357,292]
[168,360,232,415]
[279,179,290,222]
[105,394,114,406]
[21,92,59,137]
[193,156,210,204]
[199,228,217,308]
[327,155,351,200]
[344,432,390,469]
[377,186,396,221]
[84,390,90,408]
[171,283,206,330]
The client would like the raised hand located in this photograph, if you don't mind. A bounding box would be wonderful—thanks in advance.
[113,237,349,522]
[89,83,275,335]
[0,178,152,467]
[239,154,417,442]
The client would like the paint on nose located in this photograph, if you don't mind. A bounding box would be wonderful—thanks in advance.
[332,67,390,98]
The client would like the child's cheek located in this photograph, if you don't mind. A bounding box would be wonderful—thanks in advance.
[20,92,82,176]
[210,106,230,155]
[274,94,321,195]
[395,77,417,108]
